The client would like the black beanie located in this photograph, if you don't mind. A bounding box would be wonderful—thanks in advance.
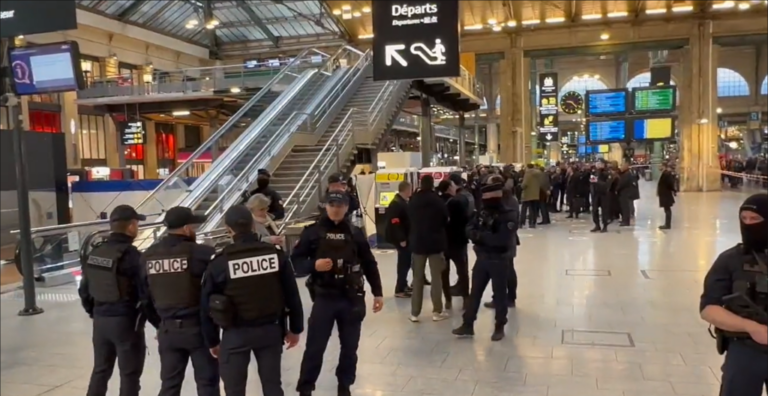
[739,193,768,252]
[421,175,435,190]
[740,193,768,219]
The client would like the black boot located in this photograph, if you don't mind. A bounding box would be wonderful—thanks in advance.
[590,226,601,233]
[299,391,312,396]
[600,225,608,233]
[452,322,475,337]
[338,384,351,396]
[565,214,574,219]
[491,323,505,341]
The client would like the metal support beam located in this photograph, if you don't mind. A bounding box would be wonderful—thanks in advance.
[271,0,335,33]
[117,0,145,21]
[235,0,280,47]
[203,0,221,59]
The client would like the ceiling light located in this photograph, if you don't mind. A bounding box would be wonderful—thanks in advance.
[593,74,601,79]
[506,20,517,27]
[358,34,373,39]
[332,9,342,15]
[521,19,541,25]
[205,24,215,29]
[463,24,484,30]
[341,4,351,10]
[209,19,219,26]
[230,87,242,93]
[672,5,694,12]
[600,32,610,40]
[697,118,709,124]
[607,11,629,17]
[545,17,566,23]
[16,35,23,39]
[712,1,736,9]
[582,74,591,79]
[716,107,723,113]
[582,13,603,20]
[361,6,371,13]
[738,1,751,8]
[188,19,198,25]
[172,110,190,116]
[185,24,195,29]
[352,11,361,17]
[492,25,502,31]
[646,8,668,14]
[487,18,497,25]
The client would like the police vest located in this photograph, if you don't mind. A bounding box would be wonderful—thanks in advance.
[143,241,199,310]
[223,242,284,321]
[84,242,132,303]
[728,251,768,323]
[313,227,361,291]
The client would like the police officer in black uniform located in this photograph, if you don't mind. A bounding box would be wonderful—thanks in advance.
[293,192,384,396]
[79,204,160,396]
[700,193,768,396]
[453,175,516,341]
[142,206,219,396]
[590,161,611,233]
[201,205,303,396]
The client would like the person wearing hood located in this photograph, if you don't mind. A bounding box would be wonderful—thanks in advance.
[700,193,768,396]
[241,172,285,220]
[317,173,360,219]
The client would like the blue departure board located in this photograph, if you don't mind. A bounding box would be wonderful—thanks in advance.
[577,135,586,144]
[586,90,628,116]
[587,120,627,142]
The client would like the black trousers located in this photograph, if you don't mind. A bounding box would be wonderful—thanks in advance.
[394,245,411,293]
[463,256,509,325]
[539,200,551,223]
[87,315,146,396]
[520,200,539,227]
[719,342,768,396]
[219,324,284,396]
[592,196,610,228]
[663,206,672,227]
[443,245,469,297]
[619,196,632,225]
[569,197,584,217]
[157,319,220,396]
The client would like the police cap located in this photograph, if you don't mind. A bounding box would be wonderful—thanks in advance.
[449,172,464,187]
[164,206,207,229]
[326,191,349,206]
[109,205,146,223]
[224,205,254,232]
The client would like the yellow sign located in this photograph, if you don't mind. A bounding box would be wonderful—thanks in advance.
[375,173,405,183]
[378,192,396,206]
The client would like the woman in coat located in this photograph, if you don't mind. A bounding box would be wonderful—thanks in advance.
[657,164,677,230]
[245,193,285,245]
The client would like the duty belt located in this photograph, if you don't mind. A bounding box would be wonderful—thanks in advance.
[161,317,200,329]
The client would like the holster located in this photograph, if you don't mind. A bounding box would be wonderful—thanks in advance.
[305,277,316,302]
[208,294,234,329]
[715,329,729,355]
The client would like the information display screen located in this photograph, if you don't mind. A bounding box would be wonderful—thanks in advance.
[596,144,610,153]
[577,145,594,155]
[587,119,627,143]
[118,121,146,146]
[8,41,85,95]
[632,86,676,113]
[632,117,674,140]
[586,89,628,117]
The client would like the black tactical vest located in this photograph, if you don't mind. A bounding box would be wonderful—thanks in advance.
[85,243,132,303]
[313,228,361,291]
[729,251,768,323]
[223,242,284,321]
[143,241,200,310]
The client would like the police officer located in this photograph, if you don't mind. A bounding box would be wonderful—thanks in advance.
[590,161,611,233]
[142,206,219,396]
[452,175,516,341]
[79,204,160,396]
[700,193,768,396]
[317,173,360,218]
[200,205,303,396]
[292,192,384,396]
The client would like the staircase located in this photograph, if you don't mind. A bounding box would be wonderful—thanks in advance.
[192,74,330,216]
[272,75,410,218]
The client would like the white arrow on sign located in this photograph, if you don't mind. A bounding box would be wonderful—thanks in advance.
[385,44,408,67]
[545,133,553,141]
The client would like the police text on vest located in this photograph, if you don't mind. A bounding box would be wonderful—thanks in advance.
[87,256,113,268]
[326,233,345,240]
[147,258,188,275]
[228,254,279,279]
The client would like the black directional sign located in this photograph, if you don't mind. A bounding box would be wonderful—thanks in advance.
[371,0,460,81]
[537,72,559,143]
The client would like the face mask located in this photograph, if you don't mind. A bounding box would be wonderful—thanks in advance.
[741,221,768,252]
[256,178,269,189]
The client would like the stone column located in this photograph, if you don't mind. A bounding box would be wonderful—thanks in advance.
[679,21,720,192]
[419,96,433,167]
[458,112,466,167]
[144,121,159,179]
[503,40,529,164]
[612,54,629,161]
[59,92,80,168]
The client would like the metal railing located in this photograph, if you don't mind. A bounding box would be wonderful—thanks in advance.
[309,48,368,128]
[279,79,411,228]
[78,50,330,100]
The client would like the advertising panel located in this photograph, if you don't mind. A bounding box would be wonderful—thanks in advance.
[371,1,460,81]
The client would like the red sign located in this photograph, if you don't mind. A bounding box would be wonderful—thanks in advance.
[419,172,448,182]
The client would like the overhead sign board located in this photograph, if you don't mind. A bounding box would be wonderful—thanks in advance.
[537,73,559,142]
[586,89,628,117]
[0,0,77,38]
[632,117,675,140]
[632,86,676,114]
[119,121,147,146]
[371,1,460,81]
[8,42,86,95]
[587,119,627,143]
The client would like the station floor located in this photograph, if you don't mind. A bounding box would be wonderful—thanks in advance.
[1,183,766,396]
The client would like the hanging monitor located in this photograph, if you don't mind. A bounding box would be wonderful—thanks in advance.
[632,117,675,141]
[8,41,85,95]
[586,89,628,117]
[595,144,610,153]
[632,85,676,114]
[587,119,627,143]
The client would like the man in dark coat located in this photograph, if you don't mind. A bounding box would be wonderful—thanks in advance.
[407,175,449,321]
[385,181,413,297]
[616,162,636,226]
[657,164,677,230]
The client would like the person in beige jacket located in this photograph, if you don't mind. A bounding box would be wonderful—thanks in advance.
[519,164,541,228]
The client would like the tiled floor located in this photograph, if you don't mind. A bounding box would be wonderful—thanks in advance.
[2,184,767,396]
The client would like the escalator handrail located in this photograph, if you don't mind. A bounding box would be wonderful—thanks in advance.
[135,47,320,210]
[311,50,371,122]
[11,212,164,238]
[201,111,313,228]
